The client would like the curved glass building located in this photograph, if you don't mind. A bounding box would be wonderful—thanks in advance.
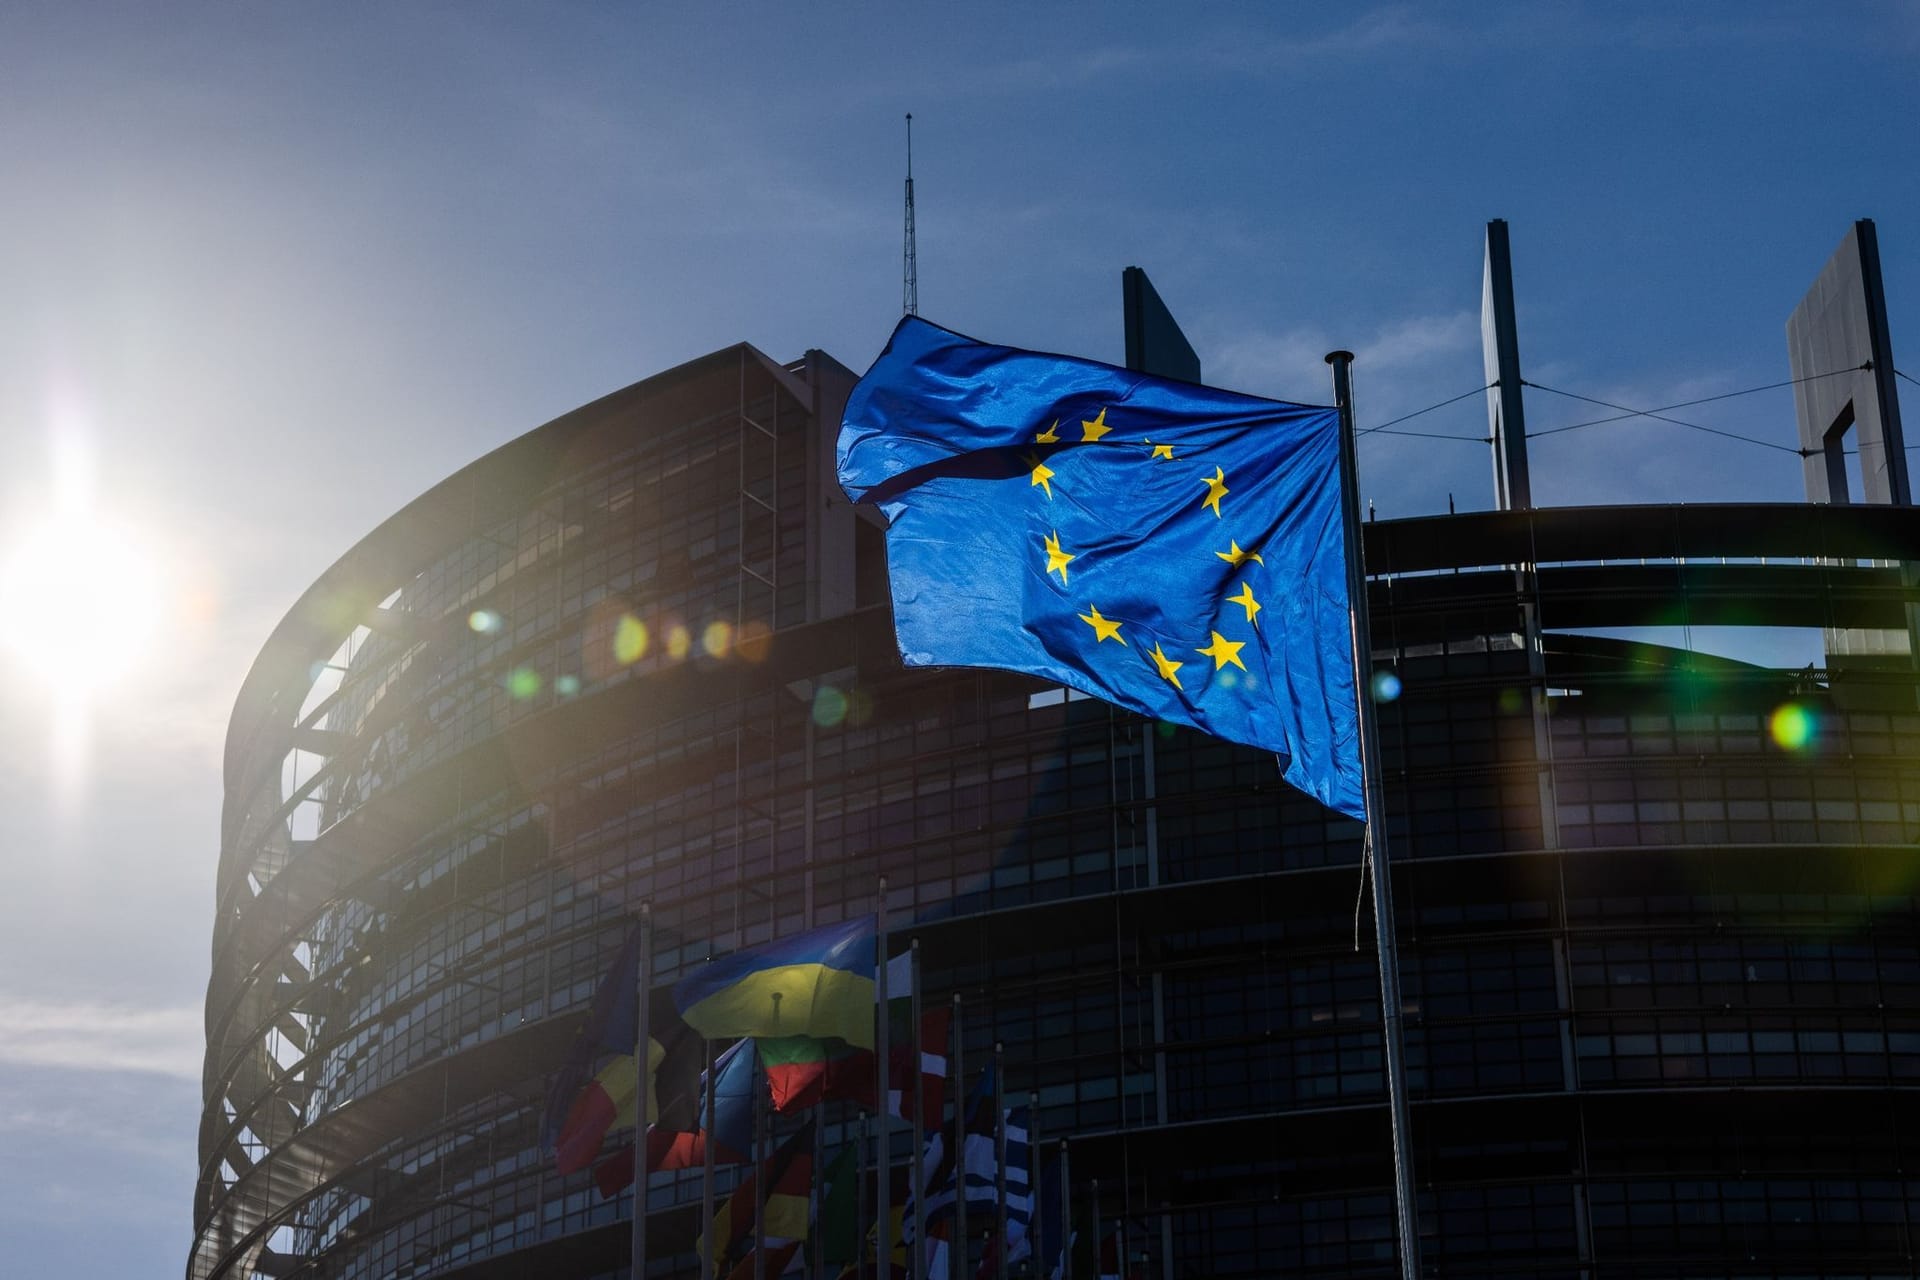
[195,340,1920,1280]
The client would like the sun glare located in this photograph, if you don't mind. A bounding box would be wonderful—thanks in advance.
[0,504,162,699]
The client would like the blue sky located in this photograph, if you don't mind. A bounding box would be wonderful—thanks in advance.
[0,3,1915,1273]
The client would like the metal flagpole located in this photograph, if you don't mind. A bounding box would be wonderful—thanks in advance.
[950,994,966,1280]
[910,939,926,1280]
[702,1039,717,1278]
[857,1114,869,1280]
[812,1105,825,1280]
[1326,350,1421,1280]
[994,1042,1008,1280]
[632,902,651,1280]
[754,1050,768,1280]
[876,878,893,1280]
[1056,1141,1071,1280]
[1089,1180,1100,1280]
[1026,1092,1040,1280]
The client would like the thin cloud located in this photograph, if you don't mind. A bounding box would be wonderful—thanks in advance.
[0,999,202,1080]
[1200,308,1478,405]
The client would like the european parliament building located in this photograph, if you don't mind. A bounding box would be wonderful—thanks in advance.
[194,226,1920,1279]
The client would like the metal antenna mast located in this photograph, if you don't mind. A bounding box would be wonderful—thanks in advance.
[902,113,918,316]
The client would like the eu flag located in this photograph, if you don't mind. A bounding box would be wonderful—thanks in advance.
[837,316,1362,819]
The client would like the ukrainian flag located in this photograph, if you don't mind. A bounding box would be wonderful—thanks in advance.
[673,917,880,1049]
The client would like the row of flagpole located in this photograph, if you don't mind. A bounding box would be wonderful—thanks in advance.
[613,353,1416,1279]
[622,924,1082,1274]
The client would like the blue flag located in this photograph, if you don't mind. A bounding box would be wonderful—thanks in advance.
[837,316,1362,818]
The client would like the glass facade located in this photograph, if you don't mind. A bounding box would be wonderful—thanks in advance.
[194,343,1920,1280]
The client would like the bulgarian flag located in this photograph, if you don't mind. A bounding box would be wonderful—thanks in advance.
[757,1005,950,1121]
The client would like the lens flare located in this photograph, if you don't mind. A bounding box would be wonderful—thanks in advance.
[812,685,848,728]
[736,619,773,663]
[613,615,648,665]
[666,624,691,660]
[1770,702,1816,751]
[507,667,542,699]
[555,674,581,697]
[1372,671,1403,703]
[702,620,733,659]
[468,609,503,634]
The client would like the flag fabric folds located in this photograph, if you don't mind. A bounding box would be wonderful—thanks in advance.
[969,1106,1035,1278]
[596,1034,760,1194]
[905,1066,1032,1274]
[759,1006,950,1121]
[817,1143,862,1268]
[837,315,1362,818]
[546,925,662,1175]
[706,1120,815,1278]
[674,917,880,1049]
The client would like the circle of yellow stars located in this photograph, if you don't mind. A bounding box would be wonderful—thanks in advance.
[1023,405,1264,699]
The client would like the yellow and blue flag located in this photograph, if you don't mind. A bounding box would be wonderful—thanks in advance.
[673,917,880,1049]
[837,316,1361,818]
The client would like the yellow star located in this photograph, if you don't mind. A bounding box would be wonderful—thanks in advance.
[1043,530,1075,585]
[1035,419,1060,444]
[1146,438,1174,461]
[1200,466,1229,517]
[1080,407,1112,442]
[1077,605,1127,645]
[1197,631,1248,671]
[1227,582,1262,626]
[1215,541,1265,568]
[1022,451,1055,500]
[1148,641,1184,689]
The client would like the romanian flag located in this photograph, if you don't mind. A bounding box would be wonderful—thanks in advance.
[546,926,677,1176]
[553,1036,658,1174]
[675,917,879,1049]
[706,1120,815,1277]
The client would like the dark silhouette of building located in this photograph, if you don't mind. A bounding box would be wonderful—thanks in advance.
[197,288,1920,1279]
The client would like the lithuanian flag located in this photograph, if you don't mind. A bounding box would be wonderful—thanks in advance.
[757,1004,949,1121]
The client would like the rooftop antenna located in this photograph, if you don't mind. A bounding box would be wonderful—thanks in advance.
[902,113,918,316]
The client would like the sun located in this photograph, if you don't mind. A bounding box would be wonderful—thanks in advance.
[0,503,163,700]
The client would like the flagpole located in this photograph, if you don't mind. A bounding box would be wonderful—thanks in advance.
[632,901,651,1280]
[812,1104,825,1280]
[1056,1141,1071,1280]
[876,877,893,1280]
[950,994,966,1280]
[1089,1180,1100,1280]
[994,1042,1008,1280]
[1325,350,1421,1280]
[1026,1092,1040,1280]
[910,939,926,1280]
[755,1050,768,1280]
[703,1039,718,1278]
[857,1114,870,1280]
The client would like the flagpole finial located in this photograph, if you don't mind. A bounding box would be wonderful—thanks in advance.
[1325,350,1356,366]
